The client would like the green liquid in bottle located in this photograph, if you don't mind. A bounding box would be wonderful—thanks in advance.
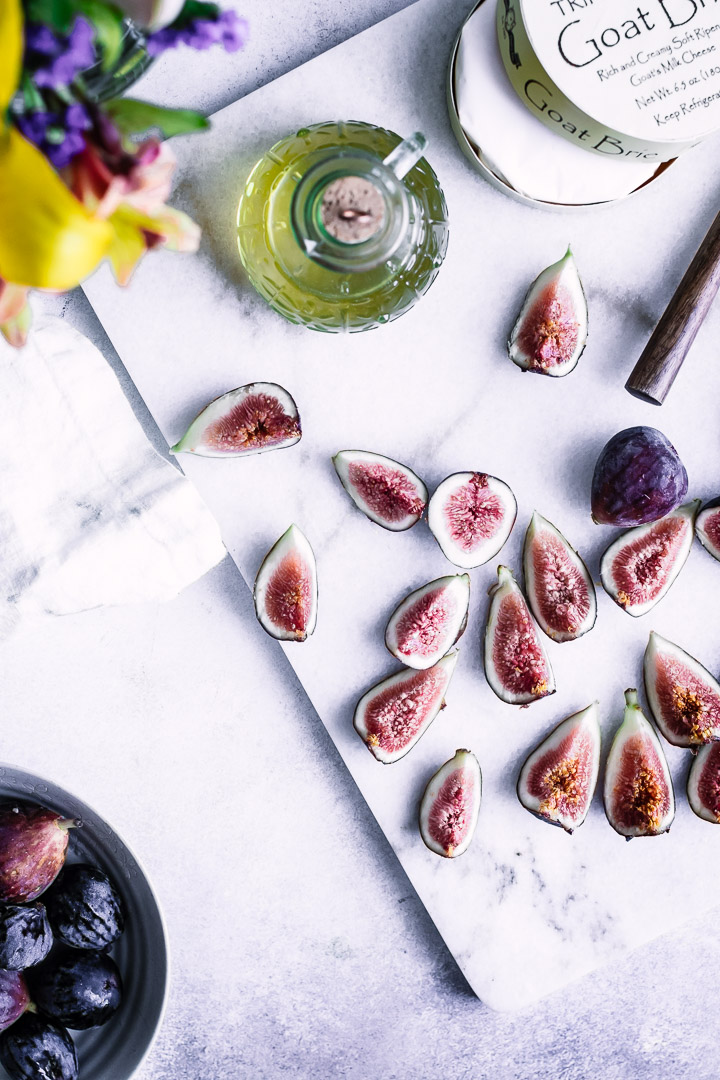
[236,121,449,333]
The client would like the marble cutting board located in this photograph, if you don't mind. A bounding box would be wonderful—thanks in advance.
[82,0,720,1010]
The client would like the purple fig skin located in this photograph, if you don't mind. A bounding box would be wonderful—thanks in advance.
[0,970,29,1032]
[591,426,688,527]
[0,804,74,904]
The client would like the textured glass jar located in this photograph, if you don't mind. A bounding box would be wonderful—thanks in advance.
[82,20,153,104]
[236,121,449,333]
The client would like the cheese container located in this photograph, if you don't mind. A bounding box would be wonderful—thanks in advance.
[448,0,677,208]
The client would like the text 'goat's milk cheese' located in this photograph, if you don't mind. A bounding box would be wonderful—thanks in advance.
[498,0,720,161]
[451,0,666,204]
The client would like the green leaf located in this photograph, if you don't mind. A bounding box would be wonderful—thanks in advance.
[104,99,210,140]
[24,0,76,33]
[172,0,220,26]
[75,0,125,69]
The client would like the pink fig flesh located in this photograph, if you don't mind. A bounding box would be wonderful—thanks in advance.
[265,554,312,630]
[688,743,720,823]
[600,502,699,617]
[348,462,423,522]
[484,566,555,705]
[516,284,578,368]
[206,394,298,452]
[385,575,470,670]
[253,525,318,642]
[445,476,503,551]
[603,690,674,838]
[0,971,29,1032]
[644,632,720,747]
[523,513,596,642]
[353,653,458,764]
[518,704,600,832]
[696,501,720,562]
[428,472,517,569]
[0,803,72,903]
[171,382,301,457]
[333,450,427,531]
[419,750,481,858]
[508,248,587,377]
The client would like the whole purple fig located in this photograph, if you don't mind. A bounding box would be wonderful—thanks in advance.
[0,971,29,1033]
[0,804,74,904]
[591,426,688,526]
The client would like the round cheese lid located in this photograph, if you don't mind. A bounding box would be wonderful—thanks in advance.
[451,0,669,206]
[500,0,720,160]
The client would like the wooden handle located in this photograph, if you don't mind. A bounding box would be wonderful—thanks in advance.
[626,206,720,405]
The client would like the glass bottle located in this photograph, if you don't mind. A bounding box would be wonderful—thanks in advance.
[82,20,153,104]
[236,121,449,332]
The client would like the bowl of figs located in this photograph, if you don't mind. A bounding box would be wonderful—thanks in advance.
[0,766,168,1080]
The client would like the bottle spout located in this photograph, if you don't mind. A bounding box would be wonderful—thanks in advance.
[382,132,427,180]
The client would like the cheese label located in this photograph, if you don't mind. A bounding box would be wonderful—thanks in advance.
[497,0,720,160]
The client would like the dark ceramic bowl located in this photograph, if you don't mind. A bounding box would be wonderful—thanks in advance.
[0,765,168,1080]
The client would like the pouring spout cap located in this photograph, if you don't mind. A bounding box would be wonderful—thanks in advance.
[382,132,427,180]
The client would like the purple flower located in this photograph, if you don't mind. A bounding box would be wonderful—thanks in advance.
[25,17,96,89]
[15,110,54,145]
[24,24,60,56]
[15,103,92,170]
[147,10,248,56]
[217,9,248,51]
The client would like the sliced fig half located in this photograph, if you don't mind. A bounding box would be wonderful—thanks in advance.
[171,383,301,457]
[687,743,720,823]
[600,500,700,617]
[419,750,481,858]
[508,247,587,377]
[484,566,555,706]
[253,525,317,642]
[604,688,675,839]
[332,450,427,531]
[696,498,720,563]
[523,512,596,642]
[385,574,470,670]
[428,472,517,569]
[353,652,458,764]
[643,631,720,748]
[517,703,601,832]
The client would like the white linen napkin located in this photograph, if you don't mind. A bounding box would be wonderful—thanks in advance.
[0,316,226,639]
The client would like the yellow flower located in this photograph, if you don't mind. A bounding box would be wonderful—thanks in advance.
[0,0,201,346]
[0,0,23,111]
[0,0,113,293]
[0,127,114,290]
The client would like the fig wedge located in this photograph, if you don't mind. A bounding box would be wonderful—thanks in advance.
[508,247,587,377]
[696,498,720,563]
[523,512,596,642]
[643,631,720,748]
[517,703,601,832]
[0,804,73,904]
[353,652,458,764]
[687,743,720,823]
[253,525,317,642]
[385,574,470,670]
[171,382,301,457]
[484,566,555,705]
[604,689,675,839]
[332,450,427,531]
[419,749,481,858]
[428,472,517,569]
[600,501,700,617]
